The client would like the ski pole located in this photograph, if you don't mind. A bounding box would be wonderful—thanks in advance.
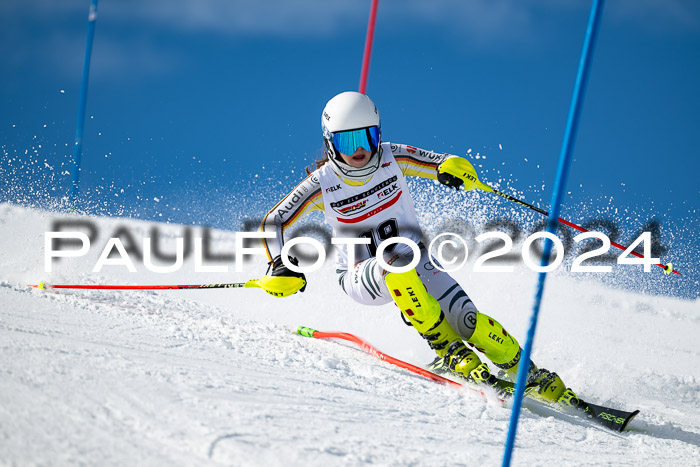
[490,187,679,275]
[454,159,680,275]
[32,280,261,291]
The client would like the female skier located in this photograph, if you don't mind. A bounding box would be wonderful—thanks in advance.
[258,91,577,406]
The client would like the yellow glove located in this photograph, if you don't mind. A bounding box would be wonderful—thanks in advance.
[437,157,492,192]
[255,255,307,297]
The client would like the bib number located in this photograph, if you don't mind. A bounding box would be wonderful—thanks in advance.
[359,219,399,257]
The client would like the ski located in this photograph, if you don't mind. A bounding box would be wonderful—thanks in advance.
[575,400,640,432]
[297,326,640,432]
[477,374,639,432]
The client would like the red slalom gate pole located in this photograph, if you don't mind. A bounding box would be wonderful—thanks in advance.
[358,0,379,94]
[296,326,503,402]
[297,325,457,386]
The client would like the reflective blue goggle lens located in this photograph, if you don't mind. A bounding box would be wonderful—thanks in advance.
[331,126,380,156]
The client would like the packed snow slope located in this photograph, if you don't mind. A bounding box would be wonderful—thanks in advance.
[1,203,699,466]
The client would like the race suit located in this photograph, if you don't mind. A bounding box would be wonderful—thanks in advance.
[260,143,479,339]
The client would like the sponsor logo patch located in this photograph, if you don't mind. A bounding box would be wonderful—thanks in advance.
[329,176,402,221]
[338,200,367,214]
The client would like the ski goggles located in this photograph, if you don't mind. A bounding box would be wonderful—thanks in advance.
[331,126,380,156]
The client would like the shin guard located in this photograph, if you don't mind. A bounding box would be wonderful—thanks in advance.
[467,312,523,379]
[386,269,463,357]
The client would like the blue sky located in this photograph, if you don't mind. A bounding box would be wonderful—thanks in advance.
[1,1,699,296]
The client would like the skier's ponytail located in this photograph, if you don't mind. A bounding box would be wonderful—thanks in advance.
[306,149,328,175]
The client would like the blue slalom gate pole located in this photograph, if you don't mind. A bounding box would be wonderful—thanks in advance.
[70,0,99,203]
[502,1,605,465]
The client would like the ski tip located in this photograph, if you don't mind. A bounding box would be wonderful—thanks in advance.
[296,326,317,338]
[619,409,640,432]
[32,282,48,290]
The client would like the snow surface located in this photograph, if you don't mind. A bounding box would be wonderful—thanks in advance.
[1,203,699,466]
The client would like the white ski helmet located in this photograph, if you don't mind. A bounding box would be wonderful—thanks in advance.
[321,91,382,182]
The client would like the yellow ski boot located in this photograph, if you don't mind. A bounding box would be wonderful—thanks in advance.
[528,368,581,407]
[464,311,579,406]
